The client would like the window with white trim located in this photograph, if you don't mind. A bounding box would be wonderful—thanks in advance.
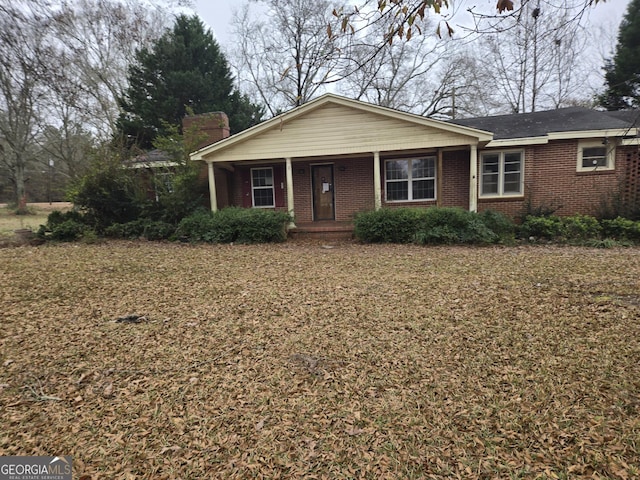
[385,157,436,202]
[251,167,275,207]
[577,140,615,171]
[480,150,523,197]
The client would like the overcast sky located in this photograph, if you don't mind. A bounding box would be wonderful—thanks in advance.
[193,0,630,49]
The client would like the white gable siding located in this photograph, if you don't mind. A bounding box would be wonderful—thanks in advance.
[202,104,478,162]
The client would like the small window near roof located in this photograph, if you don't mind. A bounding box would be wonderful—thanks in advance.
[577,141,615,172]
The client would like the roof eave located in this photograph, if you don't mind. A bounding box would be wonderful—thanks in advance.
[547,128,636,140]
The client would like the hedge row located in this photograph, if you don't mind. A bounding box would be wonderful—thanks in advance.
[38,208,291,244]
[354,207,515,245]
[354,207,640,246]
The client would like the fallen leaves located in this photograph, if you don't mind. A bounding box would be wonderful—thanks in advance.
[0,242,639,478]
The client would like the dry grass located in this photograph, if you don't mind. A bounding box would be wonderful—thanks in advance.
[0,202,72,238]
[1,241,639,479]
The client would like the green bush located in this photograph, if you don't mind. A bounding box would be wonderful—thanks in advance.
[177,207,290,244]
[562,215,602,241]
[601,216,640,241]
[415,207,497,245]
[479,209,516,244]
[354,207,509,245]
[518,215,565,240]
[354,208,422,243]
[49,219,88,241]
[68,159,142,232]
[104,221,146,239]
[104,219,176,240]
[37,210,92,242]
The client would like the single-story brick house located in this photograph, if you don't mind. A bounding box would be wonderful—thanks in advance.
[189,94,640,232]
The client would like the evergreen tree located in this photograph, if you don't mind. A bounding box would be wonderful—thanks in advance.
[600,0,640,110]
[117,14,263,149]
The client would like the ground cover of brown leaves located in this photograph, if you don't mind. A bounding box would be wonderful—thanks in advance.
[1,241,639,479]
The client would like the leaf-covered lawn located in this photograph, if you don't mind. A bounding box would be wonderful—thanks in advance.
[1,241,639,479]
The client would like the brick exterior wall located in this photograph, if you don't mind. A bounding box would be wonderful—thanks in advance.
[478,141,634,218]
[221,141,638,221]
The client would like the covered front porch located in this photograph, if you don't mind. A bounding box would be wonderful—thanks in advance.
[190,94,493,228]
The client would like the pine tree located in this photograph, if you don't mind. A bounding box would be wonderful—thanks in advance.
[600,0,640,110]
[117,15,263,149]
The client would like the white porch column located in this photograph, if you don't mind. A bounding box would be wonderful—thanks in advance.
[469,144,478,213]
[207,161,218,212]
[285,157,296,228]
[373,151,382,210]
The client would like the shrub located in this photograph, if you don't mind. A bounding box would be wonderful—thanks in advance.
[38,210,92,242]
[601,217,640,241]
[518,215,565,240]
[104,221,146,239]
[177,208,290,244]
[233,208,291,243]
[479,210,516,244]
[142,220,176,241]
[415,207,497,245]
[354,208,422,243]
[562,215,602,241]
[105,219,176,240]
[68,159,142,232]
[175,209,218,242]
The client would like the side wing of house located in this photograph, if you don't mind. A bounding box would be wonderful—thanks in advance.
[455,108,640,217]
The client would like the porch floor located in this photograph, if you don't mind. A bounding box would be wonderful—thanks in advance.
[288,221,354,239]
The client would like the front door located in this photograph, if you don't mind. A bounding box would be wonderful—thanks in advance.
[312,165,335,221]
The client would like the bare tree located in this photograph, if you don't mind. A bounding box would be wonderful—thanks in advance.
[0,0,185,207]
[0,1,53,211]
[338,14,495,119]
[334,0,606,47]
[50,0,179,138]
[230,0,345,116]
[477,2,593,114]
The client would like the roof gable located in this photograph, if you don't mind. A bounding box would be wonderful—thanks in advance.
[191,94,492,162]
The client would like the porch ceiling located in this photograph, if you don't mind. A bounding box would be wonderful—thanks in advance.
[191,94,492,163]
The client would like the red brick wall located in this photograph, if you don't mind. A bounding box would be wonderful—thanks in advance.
[291,158,375,222]
[221,141,635,220]
[477,142,632,218]
[442,151,469,209]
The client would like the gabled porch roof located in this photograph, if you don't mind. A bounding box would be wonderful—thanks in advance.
[190,93,493,163]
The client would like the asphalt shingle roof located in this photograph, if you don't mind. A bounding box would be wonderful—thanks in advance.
[450,107,640,140]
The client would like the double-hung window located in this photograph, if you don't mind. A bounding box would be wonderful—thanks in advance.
[480,151,523,197]
[577,141,615,171]
[385,157,436,202]
[251,167,275,207]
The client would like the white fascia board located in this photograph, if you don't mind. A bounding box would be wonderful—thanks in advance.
[547,129,634,140]
[621,137,640,146]
[484,136,549,148]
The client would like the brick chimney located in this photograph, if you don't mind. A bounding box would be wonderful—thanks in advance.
[182,112,230,151]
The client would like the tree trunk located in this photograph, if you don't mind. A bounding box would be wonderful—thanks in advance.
[15,160,27,214]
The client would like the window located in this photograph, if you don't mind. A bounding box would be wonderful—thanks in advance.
[251,167,274,207]
[577,141,615,171]
[480,151,523,197]
[385,157,436,202]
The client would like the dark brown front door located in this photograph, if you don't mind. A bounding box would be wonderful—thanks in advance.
[312,165,335,221]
